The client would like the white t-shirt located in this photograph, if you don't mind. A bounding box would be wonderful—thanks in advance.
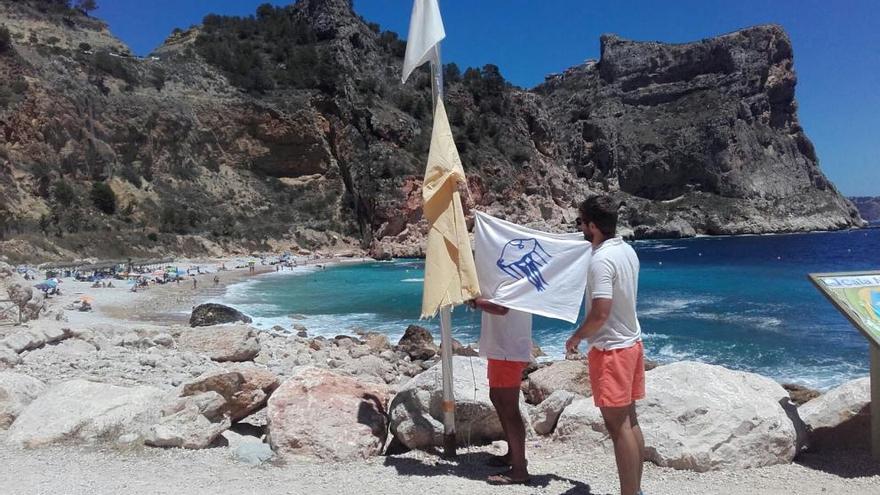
[479,308,533,362]
[584,237,642,351]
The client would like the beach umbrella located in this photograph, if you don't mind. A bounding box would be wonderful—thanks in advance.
[403,0,480,457]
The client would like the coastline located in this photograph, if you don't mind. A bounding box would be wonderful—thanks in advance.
[1,254,877,495]
[57,255,367,330]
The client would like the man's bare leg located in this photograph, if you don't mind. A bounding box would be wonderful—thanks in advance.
[489,388,511,464]
[629,403,645,487]
[488,387,528,481]
[601,405,641,495]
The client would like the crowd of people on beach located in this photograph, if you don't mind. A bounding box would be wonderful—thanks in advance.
[23,252,332,307]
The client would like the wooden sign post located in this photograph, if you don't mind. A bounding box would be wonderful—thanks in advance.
[809,271,880,459]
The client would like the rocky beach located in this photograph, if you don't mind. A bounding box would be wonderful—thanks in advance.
[0,0,877,493]
[1,258,878,494]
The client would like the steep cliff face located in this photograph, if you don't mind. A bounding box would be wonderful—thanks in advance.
[538,26,862,237]
[0,0,864,263]
[850,197,880,223]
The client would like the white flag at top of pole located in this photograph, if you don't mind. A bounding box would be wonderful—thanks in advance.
[401,0,446,84]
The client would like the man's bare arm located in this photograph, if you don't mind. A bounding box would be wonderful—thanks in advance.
[468,297,510,316]
[565,298,612,354]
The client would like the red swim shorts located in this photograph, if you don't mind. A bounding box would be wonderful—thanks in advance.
[487,359,528,389]
[588,341,645,408]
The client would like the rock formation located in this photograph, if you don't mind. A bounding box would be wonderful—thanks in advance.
[388,356,531,449]
[189,303,252,328]
[799,377,871,451]
[849,196,880,223]
[267,366,391,461]
[0,0,864,263]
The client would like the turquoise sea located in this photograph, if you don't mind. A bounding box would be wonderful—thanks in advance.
[219,228,879,390]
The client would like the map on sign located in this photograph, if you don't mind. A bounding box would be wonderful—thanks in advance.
[810,272,880,347]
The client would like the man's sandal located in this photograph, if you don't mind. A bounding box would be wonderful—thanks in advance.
[486,473,531,486]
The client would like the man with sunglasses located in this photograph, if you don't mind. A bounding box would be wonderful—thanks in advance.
[567,195,646,495]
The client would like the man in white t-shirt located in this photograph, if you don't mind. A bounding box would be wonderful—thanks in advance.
[565,195,645,495]
[469,298,532,485]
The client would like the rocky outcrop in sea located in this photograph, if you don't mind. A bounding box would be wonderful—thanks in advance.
[849,197,880,223]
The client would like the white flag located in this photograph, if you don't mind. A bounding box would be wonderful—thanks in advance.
[401,0,446,84]
[474,211,591,323]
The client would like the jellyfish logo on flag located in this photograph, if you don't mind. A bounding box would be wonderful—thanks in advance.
[497,238,551,291]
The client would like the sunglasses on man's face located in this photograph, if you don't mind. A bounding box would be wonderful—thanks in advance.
[575,217,584,227]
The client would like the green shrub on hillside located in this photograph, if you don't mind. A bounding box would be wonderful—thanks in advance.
[193,5,343,93]
[0,26,11,53]
[90,181,116,214]
[52,179,77,207]
[159,202,200,234]
[118,164,142,188]
[0,33,25,108]
[75,0,98,13]
[93,51,137,85]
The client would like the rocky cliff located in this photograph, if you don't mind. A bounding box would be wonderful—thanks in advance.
[537,27,863,238]
[849,197,880,223]
[0,0,864,263]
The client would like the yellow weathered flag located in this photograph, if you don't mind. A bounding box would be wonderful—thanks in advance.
[421,100,480,318]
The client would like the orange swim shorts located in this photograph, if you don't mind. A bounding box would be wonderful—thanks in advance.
[588,340,645,408]
[487,359,528,389]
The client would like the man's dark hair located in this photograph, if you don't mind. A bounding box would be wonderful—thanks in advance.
[579,195,619,237]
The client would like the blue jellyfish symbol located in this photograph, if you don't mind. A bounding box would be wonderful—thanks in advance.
[497,238,552,291]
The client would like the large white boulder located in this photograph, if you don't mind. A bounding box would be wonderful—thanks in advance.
[552,362,800,471]
[267,367,391,461]
[640,362,797,471]
[181,366,280,422]
[531,390,579,435]
[144,392,231,449]
[526,359,591,404]
[2,326,73,354]
[799,377,871,451]
[0,347,21,369]
[0,372,46,429]
[389,356,530,449]
[553,398,611,452]
[7,379,164,448]
[176,325,261,362]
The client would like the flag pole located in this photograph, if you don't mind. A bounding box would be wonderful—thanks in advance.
[429,44,457,459]
[403,0,462,459]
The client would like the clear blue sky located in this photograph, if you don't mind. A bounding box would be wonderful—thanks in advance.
[93,0,879,197]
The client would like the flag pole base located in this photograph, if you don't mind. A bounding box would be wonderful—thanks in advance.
[442,433,457,459]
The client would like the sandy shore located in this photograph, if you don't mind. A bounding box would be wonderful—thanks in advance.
[49,255,352,331]
[2,256,878,495]
[0,435,878,495]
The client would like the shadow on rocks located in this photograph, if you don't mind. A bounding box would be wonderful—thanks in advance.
[796,449,880,479]
[383,451,598,492]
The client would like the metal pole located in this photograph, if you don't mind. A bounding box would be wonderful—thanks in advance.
[440,305,456,457]
[430,41,456,458]
[871,343,880,460]
[430,45,444,106]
